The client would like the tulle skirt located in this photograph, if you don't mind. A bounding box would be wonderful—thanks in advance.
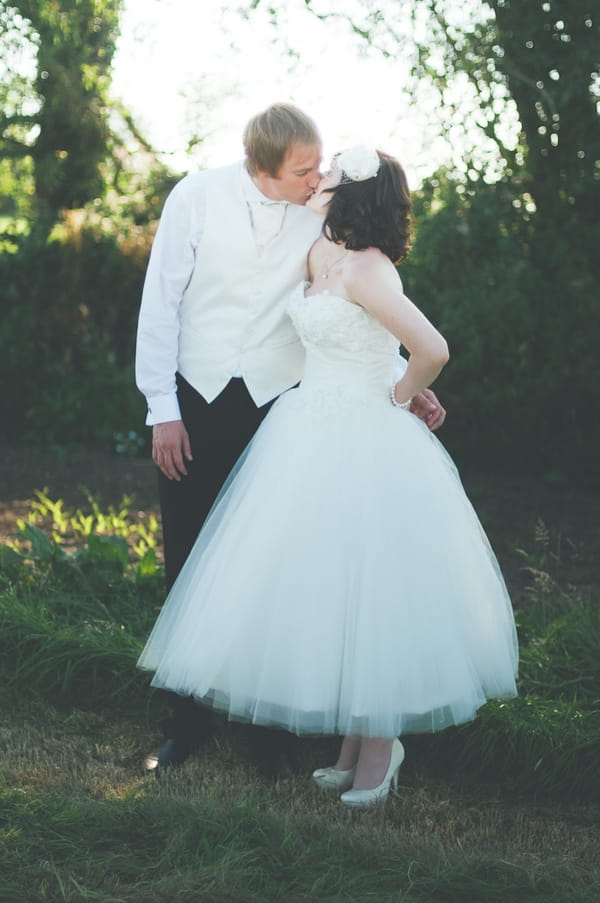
[138,385,518,737]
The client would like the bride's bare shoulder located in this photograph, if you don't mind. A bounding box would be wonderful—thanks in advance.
[346,248,401,291]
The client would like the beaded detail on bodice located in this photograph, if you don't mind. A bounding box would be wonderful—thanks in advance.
[288,283,399,359]
[286,282,400,405]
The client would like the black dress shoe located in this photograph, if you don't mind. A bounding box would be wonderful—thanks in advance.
[141,737,193,774]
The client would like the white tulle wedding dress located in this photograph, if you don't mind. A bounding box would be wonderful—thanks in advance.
[138,282,518,738]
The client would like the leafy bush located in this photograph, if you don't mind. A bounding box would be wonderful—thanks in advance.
[0,493,163,706]
[0,211,153,448]
[2,166,599,481]
[403,172,600,483]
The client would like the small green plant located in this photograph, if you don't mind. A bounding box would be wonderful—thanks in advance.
[0,493,165,707]
[18,488,160,562]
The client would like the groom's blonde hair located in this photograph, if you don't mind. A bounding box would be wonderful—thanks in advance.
[243,103,321,177]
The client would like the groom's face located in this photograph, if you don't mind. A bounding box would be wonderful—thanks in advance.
[257,143,322,205]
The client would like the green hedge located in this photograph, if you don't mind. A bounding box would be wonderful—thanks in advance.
[403,175,600,482]
[1,173,599,480]
[0,217,151,448]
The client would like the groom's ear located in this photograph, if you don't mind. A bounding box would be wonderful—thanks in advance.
[253,165,269,180]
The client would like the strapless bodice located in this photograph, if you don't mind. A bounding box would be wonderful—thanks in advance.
[287,282,400,403]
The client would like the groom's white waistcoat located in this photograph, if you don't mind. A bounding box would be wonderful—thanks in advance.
[178,162,321,406]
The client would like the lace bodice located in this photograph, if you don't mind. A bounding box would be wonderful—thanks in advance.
[287,282,400,405]
[288,283,398,357]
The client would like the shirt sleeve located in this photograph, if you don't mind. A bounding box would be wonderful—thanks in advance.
[135,175,206,425]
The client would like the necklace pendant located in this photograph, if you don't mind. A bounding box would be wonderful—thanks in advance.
[320,249,348,281]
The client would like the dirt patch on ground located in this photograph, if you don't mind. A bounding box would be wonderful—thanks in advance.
[0,442,160,547]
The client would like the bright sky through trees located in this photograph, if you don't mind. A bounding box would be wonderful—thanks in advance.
[111,0,517,184]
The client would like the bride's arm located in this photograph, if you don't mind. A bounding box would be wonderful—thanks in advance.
[345,250,449,405]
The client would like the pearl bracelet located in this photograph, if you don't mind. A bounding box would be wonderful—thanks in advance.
[390,382,412,409]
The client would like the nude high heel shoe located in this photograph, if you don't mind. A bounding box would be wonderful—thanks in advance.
[339,738,404,808]
[312,765,356,792]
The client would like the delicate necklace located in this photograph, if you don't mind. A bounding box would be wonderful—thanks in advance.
[321,249,348,279]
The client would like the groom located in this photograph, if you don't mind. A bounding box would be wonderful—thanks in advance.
[135,103,446,778]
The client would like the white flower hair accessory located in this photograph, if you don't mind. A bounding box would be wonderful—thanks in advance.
[336,145,380,183]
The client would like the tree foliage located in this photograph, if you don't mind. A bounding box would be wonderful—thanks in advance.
[0,211,154,446]
[489,0,598,225]
[0,0,126,223]
[0,1,181,449]
[248,0,600,480]
[255,1,599,200]
[0,0,598,477]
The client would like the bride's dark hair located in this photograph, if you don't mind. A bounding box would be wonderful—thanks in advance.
[323,152,412,264]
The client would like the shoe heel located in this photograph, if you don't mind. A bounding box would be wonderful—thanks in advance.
[339,739,405,809]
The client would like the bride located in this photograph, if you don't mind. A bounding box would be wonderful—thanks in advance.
[138,145,518,808]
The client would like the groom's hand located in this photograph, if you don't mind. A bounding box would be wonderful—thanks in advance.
[152,420,193,480]
[409,389,446,431]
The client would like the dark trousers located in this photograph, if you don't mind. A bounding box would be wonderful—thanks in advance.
[158,374,272,593]
[156,375,282,756]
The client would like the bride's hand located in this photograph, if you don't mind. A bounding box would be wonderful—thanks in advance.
[409,389,446,431]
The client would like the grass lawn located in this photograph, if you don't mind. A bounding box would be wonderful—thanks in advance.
[0,462,598,902]
[2,695,599,903]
